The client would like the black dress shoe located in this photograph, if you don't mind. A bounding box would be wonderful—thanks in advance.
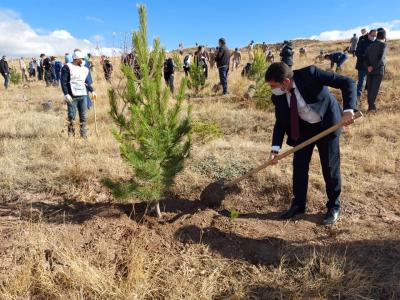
[280,204,305,220]
[323,208,341,225]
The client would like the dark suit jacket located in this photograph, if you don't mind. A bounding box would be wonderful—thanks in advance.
[355,37,374,70]
[364,40,387,75]
[271,65,357,147]
[280,46,294,66]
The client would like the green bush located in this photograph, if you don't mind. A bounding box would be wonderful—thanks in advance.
[172,52,182,70]
[192,121,222,142]
[246,49,272,109]
[247,49,268,80]
[9,68,21,85]
[188,57,207,94]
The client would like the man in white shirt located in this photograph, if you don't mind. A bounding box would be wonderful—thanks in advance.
[265,62,357,225]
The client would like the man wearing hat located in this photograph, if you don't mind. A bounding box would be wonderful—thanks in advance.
[60,50,96,138]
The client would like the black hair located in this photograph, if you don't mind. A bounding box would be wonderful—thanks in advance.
[377,30,386,40]
[219,38,226,45]
[265,62,293,83]
[369,29,377,35]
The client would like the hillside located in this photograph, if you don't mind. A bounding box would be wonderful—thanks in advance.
[0,39,399,299]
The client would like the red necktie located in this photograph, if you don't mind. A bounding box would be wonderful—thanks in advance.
[290,88,300,142]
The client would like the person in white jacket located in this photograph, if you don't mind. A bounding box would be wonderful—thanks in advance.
[60,50,96,137]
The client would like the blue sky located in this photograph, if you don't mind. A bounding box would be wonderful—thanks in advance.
[0,0,399,56]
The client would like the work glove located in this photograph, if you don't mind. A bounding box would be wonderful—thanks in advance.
[64,94,73,105]
[90,92,97,102]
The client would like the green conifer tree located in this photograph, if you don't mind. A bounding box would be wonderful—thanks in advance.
[107,5,192,218]
[188,56,207,94]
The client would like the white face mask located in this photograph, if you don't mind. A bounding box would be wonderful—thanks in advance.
[271,88,286,96]
[369,37,376,42]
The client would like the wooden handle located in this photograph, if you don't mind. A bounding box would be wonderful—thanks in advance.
[225,111,363,187]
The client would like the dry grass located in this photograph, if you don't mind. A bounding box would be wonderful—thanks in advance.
[0,40,399,299]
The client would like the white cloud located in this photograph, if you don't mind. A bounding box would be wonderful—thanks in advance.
[309,20,400,41]
[0,9,120,58]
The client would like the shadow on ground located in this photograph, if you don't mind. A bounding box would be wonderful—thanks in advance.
[175,224,400,298]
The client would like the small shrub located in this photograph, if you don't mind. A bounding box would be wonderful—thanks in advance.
[9,68,22,85]
[192,121,222,142]
[172,52,182,70]
[229,208,240,221]
[188,57,207,94]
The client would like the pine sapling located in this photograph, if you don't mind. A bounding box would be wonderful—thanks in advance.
[107,4,192,218]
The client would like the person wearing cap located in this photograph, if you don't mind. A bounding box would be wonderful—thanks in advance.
[215,38,230,95]
[74,48,94,109]
[60,50,96,138]
[0,56,10,89]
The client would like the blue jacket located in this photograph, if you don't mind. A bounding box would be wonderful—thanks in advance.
[328,52,344,63]
[54,61,63,73]
[271,65,357,147]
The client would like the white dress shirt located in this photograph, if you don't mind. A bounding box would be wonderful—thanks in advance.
[271,82,353,152]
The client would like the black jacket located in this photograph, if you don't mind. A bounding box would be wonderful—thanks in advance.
[215,46,230,68]
[355,37,374,70]
[0,59,9,75]
[364,40,387,75]
[280,45,294,66]
[271,66,357,147]
[60,64,94,97]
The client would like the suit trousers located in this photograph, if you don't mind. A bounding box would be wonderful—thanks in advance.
[292,120,341,210]
[366,73,383,109]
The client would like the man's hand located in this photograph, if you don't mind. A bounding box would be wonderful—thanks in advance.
[91,92,97,101]
[268,151,279,165]
[341,111,355,127]
[368,66,374,73]
[64,94,73,105]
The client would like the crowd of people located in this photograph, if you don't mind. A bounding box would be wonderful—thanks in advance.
[0,27,388,129]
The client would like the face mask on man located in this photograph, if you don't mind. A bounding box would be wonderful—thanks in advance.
[369,36,376,42]
[271,81,290,96]
[271,88,286,96]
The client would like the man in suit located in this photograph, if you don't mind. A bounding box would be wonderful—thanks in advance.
[364,29,387,111]
[265,63,357,225]
[355,29,377,100]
